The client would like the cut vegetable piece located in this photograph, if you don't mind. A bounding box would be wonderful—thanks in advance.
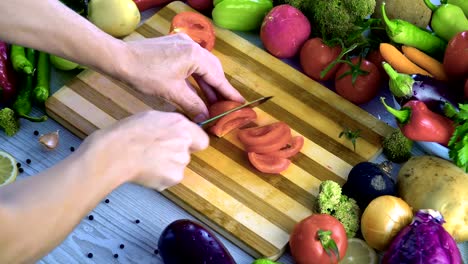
[170,11,216,51]
[268,136,304,158]
[247,152,291,174]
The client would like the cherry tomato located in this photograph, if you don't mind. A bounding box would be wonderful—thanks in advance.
[335,57,381,105]
[208,101,257,137]
[247,152,291,174]
[300,38,342,81]
[268,136,304,158]
[289,214,348,264]
[238,122,292,154]
[170,11,216,51]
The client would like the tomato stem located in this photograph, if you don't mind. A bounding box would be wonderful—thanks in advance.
[317,230,340,261]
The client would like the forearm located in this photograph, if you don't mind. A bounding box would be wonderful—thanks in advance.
[0,147,125,263]
[0,0,126,77]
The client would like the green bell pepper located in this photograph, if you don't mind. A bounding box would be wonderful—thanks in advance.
[442,0,468,18]
[425,0,468,41]
[212,0,273,31]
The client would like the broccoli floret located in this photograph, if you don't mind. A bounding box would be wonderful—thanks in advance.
[276,0,376,41]
[382,128,413,163]
[317,180,361,238]
[0,108,20,136]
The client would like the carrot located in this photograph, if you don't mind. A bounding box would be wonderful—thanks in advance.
[379,43,432,77]
[401,45,448,81]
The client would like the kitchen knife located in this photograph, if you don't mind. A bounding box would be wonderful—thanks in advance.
[197,96,273,126]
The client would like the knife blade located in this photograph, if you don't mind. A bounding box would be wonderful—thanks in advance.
[197,96,273,126]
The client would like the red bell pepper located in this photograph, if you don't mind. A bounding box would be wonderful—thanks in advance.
[0,41,17,104]
[381,97,455,146]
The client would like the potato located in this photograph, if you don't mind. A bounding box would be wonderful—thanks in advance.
[372,0,431,29]
[397,156,468,242]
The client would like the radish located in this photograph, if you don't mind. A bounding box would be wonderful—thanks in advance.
[260,5,311,59]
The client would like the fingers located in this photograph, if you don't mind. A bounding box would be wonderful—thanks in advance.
[173,81,210,122]
[193,75,218,104]
[185,120,209,152]
[192,49,245,103]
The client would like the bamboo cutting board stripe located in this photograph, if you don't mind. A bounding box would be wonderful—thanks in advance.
[45,1,394,259]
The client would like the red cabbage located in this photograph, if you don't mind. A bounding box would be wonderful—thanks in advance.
[382,209,462,264]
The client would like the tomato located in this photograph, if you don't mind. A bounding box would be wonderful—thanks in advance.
[334,57,381,105]
[366,49,388,81]
[169,11,216,51]
[247,152,291,174]
[300,38,342,81]
[239,123,292,154]
[289,214,348,264]
[208,101,257,137]
[237,122,290,147]
[268,136,304,158]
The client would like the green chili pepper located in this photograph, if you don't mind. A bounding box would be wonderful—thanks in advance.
[212,0,273,31]
[10,45,34,75]
[442,0,468,17]
[425,0,468,42]
[11,47,47,122]
[33,51,51,105]
[381,2,447,60]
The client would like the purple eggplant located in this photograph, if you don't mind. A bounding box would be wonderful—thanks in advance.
[158,219,236,264]
[383,62,463,115]
[382,209,462,264]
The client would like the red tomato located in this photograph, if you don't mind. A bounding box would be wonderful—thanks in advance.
[289,214,348,264]
[247,152,291,174]
[366,49,388,81]
[208,101,257,137]
[268,136,304,158]
[238,122,292,154]
[335,57,381,105]
[300,38,342,81]
[169,11,216,51]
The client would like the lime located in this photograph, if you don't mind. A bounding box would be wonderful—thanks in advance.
[340,238,378,264]
[0,150,18,187]
[252,259,281,264]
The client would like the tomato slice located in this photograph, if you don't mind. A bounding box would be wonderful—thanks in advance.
[209,108,257,137]
[247,152,291,174]
[268,136,304,158]
[208,100,257,137]
[238,122,292,154]
[169,11,216,51]
[237,122,290,146]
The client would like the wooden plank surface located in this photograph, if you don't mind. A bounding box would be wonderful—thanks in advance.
[46,1,393,259]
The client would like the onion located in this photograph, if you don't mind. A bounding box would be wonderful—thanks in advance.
[361,195,413,251]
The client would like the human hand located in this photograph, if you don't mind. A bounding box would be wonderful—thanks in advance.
[118,33,245,123]
[79,110,209,191]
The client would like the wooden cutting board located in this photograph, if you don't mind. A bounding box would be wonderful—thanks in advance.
[46,1,393,260]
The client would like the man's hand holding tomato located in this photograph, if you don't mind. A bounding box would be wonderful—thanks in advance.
[119,33,245,123]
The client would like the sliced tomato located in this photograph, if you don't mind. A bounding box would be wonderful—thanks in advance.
[237,122,290,147]
[248,152,291,174]
[238,122,292,154]
[209,108,256,137]
[169,11,216,51]
[208,100,257,137]
[268,136,304,158]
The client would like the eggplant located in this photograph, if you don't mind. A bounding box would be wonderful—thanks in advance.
[342,161,396,210]
[158,219,236,264]
[383,62,463,115]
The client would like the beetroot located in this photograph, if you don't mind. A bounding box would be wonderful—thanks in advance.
[260,5,311,59]
[0,41,17,104]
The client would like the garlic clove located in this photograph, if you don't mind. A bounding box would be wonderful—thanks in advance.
[39,130,60,150]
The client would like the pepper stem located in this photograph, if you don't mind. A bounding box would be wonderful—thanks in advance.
[423,0,438,11]
[381,2,398,34]
[381,97,411,124]
[382,62,415,98]
[18,113,48,122]
[317,230,340,261]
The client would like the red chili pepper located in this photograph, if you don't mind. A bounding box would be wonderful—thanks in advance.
[132,0,173,11]
[0,41,17,104]
[381,97,454,146]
